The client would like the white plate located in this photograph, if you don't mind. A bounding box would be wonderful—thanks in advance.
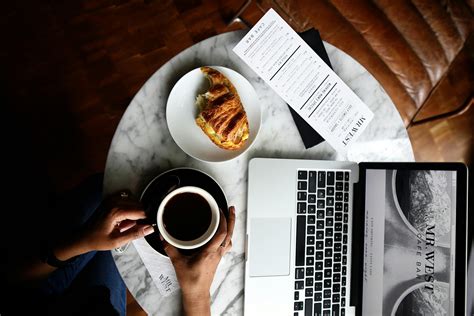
[166,66,261,162]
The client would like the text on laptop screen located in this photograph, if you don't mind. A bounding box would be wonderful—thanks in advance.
[363,169,456,315]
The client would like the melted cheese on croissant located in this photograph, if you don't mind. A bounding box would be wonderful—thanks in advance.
[195,67,249,150]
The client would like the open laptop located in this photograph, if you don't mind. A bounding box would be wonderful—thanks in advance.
[244,158,468,316]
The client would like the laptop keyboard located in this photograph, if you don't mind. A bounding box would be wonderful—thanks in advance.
[294,169,350,316]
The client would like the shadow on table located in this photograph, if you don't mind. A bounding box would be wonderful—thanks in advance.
[249,145,338,162]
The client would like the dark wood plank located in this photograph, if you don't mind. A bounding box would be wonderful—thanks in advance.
[3,0,263,192]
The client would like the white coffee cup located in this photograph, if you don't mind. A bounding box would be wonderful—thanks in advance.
[157,186,220,249]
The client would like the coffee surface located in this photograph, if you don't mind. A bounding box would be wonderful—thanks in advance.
[163,192,212,241]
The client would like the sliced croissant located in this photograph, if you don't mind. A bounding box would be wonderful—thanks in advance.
[195,66,249,150]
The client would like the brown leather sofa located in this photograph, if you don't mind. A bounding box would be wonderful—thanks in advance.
[256,0,474,127]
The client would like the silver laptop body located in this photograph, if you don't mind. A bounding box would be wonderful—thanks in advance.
[244,158,359,316]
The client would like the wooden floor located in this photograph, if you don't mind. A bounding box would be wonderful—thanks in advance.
[408,102,473,165]
[3,1,472,315]
[3,0,264,193]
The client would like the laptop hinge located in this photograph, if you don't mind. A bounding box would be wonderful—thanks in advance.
[350,178,365,315]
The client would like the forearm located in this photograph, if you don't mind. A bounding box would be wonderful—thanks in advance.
[182,292,211,316]
[10,233,91,285]
[9,253,55,286]
[53,231,91,261]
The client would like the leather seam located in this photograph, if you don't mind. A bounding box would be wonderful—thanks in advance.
[408,0,451,81]
[445,1,471,42]
[411,0,463,63]
[408,32,474,126]
[369,0,433,92]
[326,0,420,114]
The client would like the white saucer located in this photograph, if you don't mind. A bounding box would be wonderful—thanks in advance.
[166,66,261,163]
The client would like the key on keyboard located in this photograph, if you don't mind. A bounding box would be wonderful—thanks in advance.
[294,169,351,316]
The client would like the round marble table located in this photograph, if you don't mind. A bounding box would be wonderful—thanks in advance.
[104,30,414,315]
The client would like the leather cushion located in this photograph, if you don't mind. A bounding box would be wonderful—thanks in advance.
[257,0,474,126]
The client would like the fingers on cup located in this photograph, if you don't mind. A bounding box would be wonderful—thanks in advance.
[118,220,137,232]
[160,235,180,259]
[219,239,233,256]
[120,224,154,243]
[205,209,228,250]
[222,206,236,248]
[116,209,147,222]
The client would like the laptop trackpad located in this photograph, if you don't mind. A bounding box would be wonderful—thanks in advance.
[249,218,291,277]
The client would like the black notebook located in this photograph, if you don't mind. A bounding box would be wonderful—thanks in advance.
[290,29,333,149]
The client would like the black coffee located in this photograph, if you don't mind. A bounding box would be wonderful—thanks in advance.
[163,192,212,241]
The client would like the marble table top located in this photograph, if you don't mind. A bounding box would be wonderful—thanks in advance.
[104,30,414,315]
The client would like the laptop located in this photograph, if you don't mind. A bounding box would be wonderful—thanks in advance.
[244,158,468,316]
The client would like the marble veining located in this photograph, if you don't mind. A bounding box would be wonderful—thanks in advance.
[105,30,414,315]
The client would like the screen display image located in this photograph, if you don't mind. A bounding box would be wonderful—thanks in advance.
[363,169,457,316]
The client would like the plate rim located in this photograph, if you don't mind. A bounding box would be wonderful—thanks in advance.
[165,65,261,163]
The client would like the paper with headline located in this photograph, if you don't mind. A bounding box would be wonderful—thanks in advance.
[233,9,374,152]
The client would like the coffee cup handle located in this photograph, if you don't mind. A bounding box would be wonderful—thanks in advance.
[114,175,181,254]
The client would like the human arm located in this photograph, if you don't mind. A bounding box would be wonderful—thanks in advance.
[10,191,154,285]
[162,206,236,316]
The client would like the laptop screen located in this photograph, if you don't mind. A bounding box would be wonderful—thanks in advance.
[362,168,457,315]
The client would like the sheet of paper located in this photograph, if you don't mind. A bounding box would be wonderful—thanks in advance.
[233,9,374,152]
[133,238,180,297]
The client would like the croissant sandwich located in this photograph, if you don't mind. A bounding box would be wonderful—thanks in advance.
[195,66,249,150]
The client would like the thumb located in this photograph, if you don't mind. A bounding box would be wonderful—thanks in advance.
[119,224,154,244]
[160,235,180,259]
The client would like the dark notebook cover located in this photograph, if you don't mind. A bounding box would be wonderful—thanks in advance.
[289,29,333,149]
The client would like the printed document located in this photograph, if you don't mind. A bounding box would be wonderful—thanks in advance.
[233,9,374,152]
